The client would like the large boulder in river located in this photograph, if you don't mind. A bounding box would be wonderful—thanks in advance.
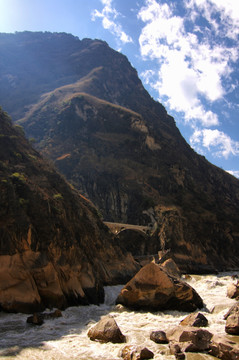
[87,315,126,343]
[116,263,203,312]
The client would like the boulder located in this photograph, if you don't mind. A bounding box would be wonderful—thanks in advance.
[116,263,203,312]
[224,302,239,320]
[167,326,213,353]
[150,330,168,344]
[26,313,44,325]
[168,343,185,359]
[121,345,154,360]
[225,314,239,335]
[87,315,126,343]
[209,335,239,360]
[227,282,239,299]
[180,312,208,327]
[26,309,62,325]
[161,258,181,278]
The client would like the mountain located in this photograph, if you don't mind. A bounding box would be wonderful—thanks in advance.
[1,31,239,272]
[0,107,138,313]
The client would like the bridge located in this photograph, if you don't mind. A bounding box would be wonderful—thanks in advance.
[104,222,152,235]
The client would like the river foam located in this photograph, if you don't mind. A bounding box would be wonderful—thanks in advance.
[0,272,238,359]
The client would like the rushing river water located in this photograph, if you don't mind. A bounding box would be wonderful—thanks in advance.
[0,272,239,360]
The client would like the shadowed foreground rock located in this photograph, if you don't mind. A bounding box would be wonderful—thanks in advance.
[116,263,203,312]
[87,315,126,343]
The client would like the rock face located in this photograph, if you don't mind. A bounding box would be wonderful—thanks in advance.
[87,315,126,343]
[1,32,239,272]
[115,263,203,312]
[0,108,139,313]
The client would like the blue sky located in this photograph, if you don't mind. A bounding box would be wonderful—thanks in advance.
[0,0,239,178]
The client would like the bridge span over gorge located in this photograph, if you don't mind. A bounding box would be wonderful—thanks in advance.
[104,222,152,235]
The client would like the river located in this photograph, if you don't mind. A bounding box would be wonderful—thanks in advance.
[0,272,238,359]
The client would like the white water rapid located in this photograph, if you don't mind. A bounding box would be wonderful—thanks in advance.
[0,272,239,360]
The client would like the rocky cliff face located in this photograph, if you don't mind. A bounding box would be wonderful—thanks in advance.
[1,32,239,272]
[0,107,138,313]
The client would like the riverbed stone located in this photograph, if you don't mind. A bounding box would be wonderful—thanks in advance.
[121,345,154,360]
[180,312,208,327]
[150,330,168,344]
[87,315,126,343]
[227,282,239,299]
[116,263,203,312]
[208,335,239,360]
[167,326,213,353]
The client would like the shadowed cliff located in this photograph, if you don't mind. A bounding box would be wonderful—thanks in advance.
[0,107,138,313]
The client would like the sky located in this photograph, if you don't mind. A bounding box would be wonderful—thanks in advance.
[0,0,239,178]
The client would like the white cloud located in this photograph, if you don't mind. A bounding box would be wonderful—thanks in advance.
[137,0,238,129]
[226,170,239,179]
[92,0,133,44]
[185,0,239,40]
[190,128,239,158]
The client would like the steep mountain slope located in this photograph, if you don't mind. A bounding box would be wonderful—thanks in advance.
[1,32,239,272]
[0,107,138,313]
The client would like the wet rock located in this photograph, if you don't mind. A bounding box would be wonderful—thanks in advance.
[87,315,126,343]
[169,343,185,360]
[167,326,213,353]
[26,309,62,325]
[121,345,154,360]
[161,258,181,278]
[224,301,239,334]
[116,263,203,312]
[225,314,239,335]
[26,313,44,325]
[180,312,208,327]
[150,330,168,344]
[224,302,239,320]
[209,335,239,360]
[227,282,239,299]
[42,309,62,319]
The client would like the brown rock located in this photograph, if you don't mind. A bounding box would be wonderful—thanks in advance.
[161,258,181,278]
[26,313,44,325]
[227,282,239,299]
[150,330,168,344]
[121,345,154,360]
[180,312,208,327]
[116,263,203,312]
[209,335,239,360]
[225,314,239,335]
[169,343,185,360]
[167,326,213,352]
[224,302,239,320]
[87,315,126,343]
